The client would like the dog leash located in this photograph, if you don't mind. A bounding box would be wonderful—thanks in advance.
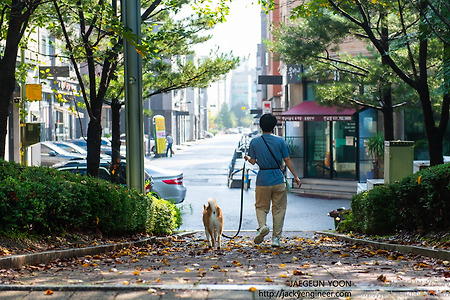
[222,145,246,240]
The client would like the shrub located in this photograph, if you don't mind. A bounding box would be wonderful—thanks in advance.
[348,163,450,234]
[146,196,182,235]
[0,160,181,236]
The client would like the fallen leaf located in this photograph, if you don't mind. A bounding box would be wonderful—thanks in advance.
[280,274,288,278]
[81,263,89,267]
[279,264,286,268]
[133,271,140,275]
[377,275,388,282]
[265,277,273,282]
[293,270,305,275]
[340,253,350,258]
[212,264,220,269]
[123,281,130,285]
[249,287,258,292]
[45,289,53,295]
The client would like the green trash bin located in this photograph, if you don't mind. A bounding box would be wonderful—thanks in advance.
[384,141,414,184]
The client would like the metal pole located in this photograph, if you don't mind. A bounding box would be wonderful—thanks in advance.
[122,0,144,193]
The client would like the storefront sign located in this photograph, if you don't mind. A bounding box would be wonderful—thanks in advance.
[26,84,42,101]
[281,115,353,122]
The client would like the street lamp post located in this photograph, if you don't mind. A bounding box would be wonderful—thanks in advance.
[122,0,144,193]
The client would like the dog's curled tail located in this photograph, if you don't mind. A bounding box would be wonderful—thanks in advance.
[208,198,217,215]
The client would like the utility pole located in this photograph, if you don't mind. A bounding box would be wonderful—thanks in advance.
[121,0,144,193]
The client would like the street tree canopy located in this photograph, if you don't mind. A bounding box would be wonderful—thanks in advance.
[45,0,239,177]
[260,0,449,165]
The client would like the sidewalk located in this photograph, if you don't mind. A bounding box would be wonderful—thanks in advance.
[1,231,450,299]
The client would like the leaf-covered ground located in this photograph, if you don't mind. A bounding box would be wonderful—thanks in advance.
[1,231,449,295]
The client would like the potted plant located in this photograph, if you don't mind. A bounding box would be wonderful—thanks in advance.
[366,132,384,179]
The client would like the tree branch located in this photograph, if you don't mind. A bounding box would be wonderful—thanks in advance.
[398,0,419,80]
[52,0,96,121]
[348,97,382,110]
[141,0,163,21]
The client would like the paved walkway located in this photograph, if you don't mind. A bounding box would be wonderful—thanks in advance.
[1,231,450,299]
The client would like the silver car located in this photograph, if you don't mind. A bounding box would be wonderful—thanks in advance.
[52,159,153,194]
[144,164,186,204]
[39,141,86,167]
[53,141,110,159]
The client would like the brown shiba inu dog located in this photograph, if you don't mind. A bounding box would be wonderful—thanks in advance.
[202,198,223,249]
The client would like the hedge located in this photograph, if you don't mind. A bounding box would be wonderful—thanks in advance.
[348,163,450,234]
[0,160,181,236]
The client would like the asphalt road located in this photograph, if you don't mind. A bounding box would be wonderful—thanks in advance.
[147,134,351,233]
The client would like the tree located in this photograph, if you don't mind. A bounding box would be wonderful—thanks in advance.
[262,0,449,166]
[50,0,235,177]
[267,12,409,141]
[230,103,252,127]
[216,102,234,129]
[0,0,44,159]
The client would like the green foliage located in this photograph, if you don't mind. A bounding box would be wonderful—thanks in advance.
[0,160,181,236]
[146,197,182,236]
[349,163,450,234]
[337,211,355,232]
[366,132,384,159]
[215,102,234,129]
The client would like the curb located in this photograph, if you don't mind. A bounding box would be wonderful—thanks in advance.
[0,231,198,269]
[316,230,450,261]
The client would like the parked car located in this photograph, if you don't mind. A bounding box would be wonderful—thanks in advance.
[67,138,123,156]
[144,164,186,204]
[52,141,110,159]
[39,141,86,167]
[120,134,155,155]
[52,159,153,194]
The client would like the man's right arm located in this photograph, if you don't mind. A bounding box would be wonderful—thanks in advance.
[244,155,256,165]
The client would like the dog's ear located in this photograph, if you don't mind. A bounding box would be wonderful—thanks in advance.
[203,204,206,210]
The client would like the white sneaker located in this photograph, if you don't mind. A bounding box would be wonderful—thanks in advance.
[254,226,269,244]
[272,237,281,248]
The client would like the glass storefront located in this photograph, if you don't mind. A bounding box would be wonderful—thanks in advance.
[306,122,330,178]
[305,121,356,180]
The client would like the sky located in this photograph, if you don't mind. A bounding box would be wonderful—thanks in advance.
[193,1,262,68]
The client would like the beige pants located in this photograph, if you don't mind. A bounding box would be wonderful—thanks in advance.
[255,183,287,239]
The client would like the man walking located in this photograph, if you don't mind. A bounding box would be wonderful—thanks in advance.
[166,134,174,157]
[244,114,301,247]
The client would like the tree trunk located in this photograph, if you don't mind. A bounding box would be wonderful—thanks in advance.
[86,119,102,177]
[110,99,122,183]
[0,2,26,159]
[381,91,394,141]
[380,19,395,142]
[427,128,444,166]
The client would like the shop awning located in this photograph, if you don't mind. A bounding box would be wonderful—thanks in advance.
[281,101,356,122]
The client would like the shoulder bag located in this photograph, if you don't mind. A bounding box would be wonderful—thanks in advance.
[261,136,291,193]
